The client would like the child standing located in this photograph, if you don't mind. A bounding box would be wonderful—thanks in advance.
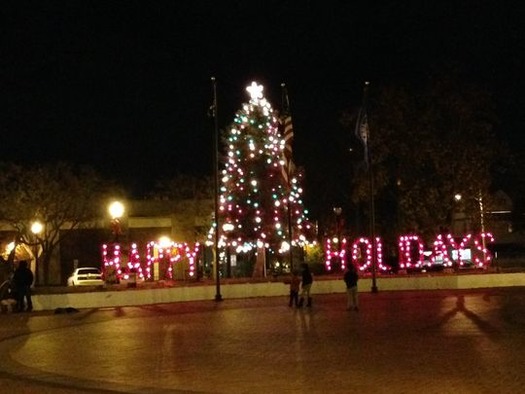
[288,270,301,307]
[343,264,359,311]
[297,262,313,307]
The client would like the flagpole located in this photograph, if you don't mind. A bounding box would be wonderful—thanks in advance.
[360,81,378,293]
[211,76,222,302]
[281,83,294,272]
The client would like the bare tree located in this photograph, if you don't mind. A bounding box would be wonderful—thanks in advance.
[0,162,116,284]
[342,73,507,240]
[150,174,214,241]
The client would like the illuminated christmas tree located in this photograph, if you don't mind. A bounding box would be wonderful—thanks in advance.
[217,81,312,257]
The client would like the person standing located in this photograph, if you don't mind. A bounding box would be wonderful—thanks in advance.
[288,270,301,307]
[13,260,34,312]
[344,264,359,311]
[297,262,313,307]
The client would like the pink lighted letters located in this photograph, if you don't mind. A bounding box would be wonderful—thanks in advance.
[324,232,494,272]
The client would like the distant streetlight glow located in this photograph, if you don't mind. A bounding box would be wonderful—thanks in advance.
[108,201,125,219]
[158,236,172,248]
[31,221,43,235]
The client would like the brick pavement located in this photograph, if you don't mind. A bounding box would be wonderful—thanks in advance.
[0,287,524,393]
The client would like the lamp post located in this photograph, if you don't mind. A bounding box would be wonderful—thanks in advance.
[108,201,125,243]
[454,192,487,265]
[31,220,43,286]
[107,201,124,284]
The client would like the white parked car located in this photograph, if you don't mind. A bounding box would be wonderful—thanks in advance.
[67,267,105,287]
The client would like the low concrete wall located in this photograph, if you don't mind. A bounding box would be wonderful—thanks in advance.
[31,273,525,312]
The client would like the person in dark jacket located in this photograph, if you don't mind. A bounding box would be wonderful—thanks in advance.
[343,263,359,311]
[297,262,313,308]
[13,260,34,312]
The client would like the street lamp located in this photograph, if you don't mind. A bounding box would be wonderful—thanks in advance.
[106,201,125,284]
[31,220,43,286]
[31,221,43,237]
[108,201,125,243]
[454,192,487,264]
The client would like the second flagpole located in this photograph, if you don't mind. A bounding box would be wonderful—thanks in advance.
[211,76,223,301]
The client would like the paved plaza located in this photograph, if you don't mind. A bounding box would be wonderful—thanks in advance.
[0,287,524,393]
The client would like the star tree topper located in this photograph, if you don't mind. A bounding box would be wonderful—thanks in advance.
[246,81,264,100]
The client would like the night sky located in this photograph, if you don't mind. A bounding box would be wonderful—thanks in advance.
[2,2,524,203]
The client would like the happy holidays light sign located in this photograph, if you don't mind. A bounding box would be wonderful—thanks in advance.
[325,232,494,271]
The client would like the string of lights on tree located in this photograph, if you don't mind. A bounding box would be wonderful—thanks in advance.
[209,81,313,254]
[100,81,495,279]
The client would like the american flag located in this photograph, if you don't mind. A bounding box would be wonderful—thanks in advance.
[355,81,370,169]
[280,113,295,185]
[355,107,370,169]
